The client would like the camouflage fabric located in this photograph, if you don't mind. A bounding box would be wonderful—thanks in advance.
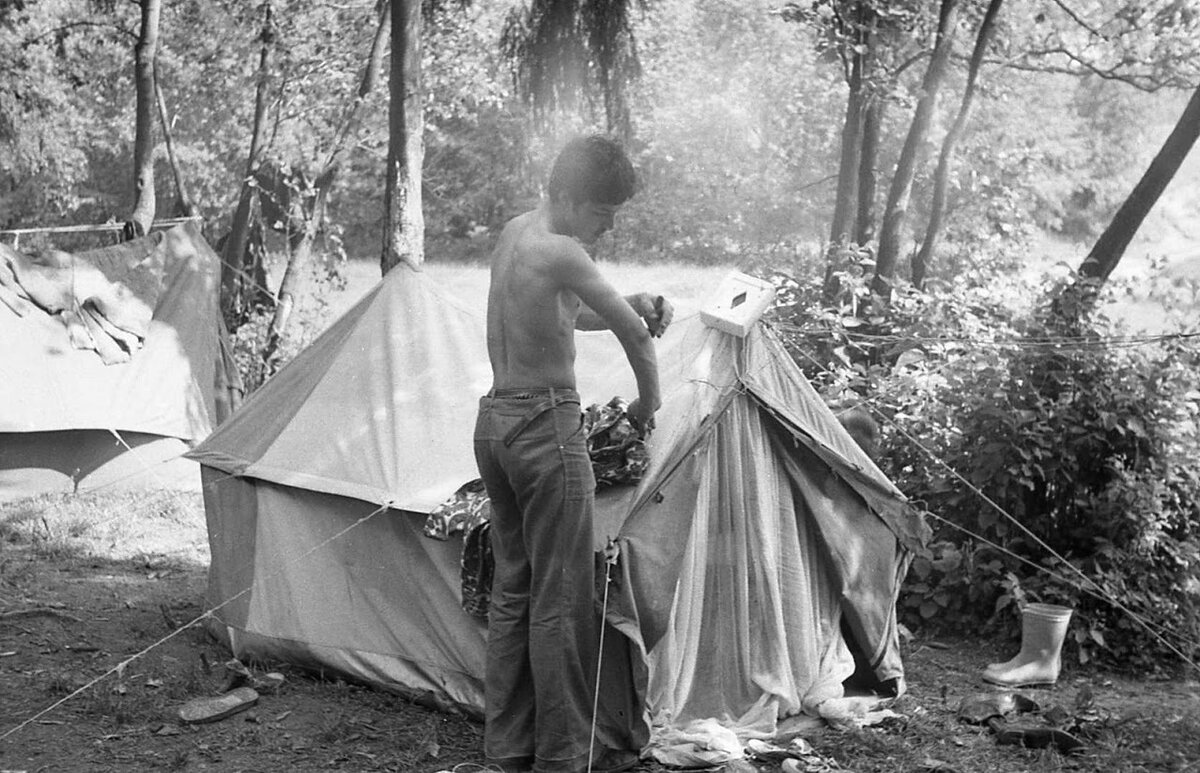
[460,520,493,618]
[583,396,650,488]
[422,478,492,541]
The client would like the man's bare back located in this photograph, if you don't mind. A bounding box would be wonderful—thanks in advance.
[485,205,669,426]
[486,210,586,391]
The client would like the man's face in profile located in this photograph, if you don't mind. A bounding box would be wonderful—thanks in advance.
[571,201,620,245]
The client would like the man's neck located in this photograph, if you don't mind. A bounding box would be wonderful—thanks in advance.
[544,199,573,237]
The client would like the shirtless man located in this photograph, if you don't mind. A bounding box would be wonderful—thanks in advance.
[473,136,672,773]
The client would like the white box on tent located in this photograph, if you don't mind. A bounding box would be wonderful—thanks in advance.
[699,272,776,337]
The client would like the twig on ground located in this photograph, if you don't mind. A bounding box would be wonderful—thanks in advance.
[1,607,83,623]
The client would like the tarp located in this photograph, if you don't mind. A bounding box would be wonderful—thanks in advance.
[0,222,239,499]
[189,263,929,750]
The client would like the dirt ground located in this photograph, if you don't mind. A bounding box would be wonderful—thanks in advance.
[2,490,1199,773]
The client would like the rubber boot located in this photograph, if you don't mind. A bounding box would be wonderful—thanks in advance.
[982,603,1072,688]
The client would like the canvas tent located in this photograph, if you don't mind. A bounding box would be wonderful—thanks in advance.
[187,263,929,753]
[0,222,240,501]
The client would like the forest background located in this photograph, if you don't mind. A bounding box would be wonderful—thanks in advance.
[2,0,1200,676]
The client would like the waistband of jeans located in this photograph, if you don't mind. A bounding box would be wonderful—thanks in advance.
[485,387,579,401]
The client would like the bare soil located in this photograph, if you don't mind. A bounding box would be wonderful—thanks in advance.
[1,491,1198,773]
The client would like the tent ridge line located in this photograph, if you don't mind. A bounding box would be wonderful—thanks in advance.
[0,217,203,237]
[212,463,403,511]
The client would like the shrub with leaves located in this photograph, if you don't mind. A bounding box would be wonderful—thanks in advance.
[769,262,1200,672]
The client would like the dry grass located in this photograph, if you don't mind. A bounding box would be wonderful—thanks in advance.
[0,490,208,566]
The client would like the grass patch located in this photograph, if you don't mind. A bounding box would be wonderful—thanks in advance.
[0,490,207,566]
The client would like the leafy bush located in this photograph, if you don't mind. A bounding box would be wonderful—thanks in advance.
[770,261,1200,672]
[228,248,346,394]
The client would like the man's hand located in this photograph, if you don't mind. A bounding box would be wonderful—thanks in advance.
[627,396,658,437]
[638,294,674,338]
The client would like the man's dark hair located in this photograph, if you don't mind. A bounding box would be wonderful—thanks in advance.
[547,135,637,206]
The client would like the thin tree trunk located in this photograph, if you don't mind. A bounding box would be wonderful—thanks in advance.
[872,0,959,297]
[829,54,865,246]
[855,6,887,250]
[912,0,1003,288]
[855,94,882,246]
[154,58,198,217]
[381,0,425,275]
[822,3,869,301]
[221,3,276,331]
[262,1,390,371]
[127,0,161,238]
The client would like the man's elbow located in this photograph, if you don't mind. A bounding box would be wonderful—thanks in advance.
[620,323,653,348]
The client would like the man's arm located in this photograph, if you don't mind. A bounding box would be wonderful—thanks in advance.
[576,292,674,338]
[550,246,661,424]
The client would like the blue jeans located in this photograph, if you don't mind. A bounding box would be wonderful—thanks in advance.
[474,388,598,773]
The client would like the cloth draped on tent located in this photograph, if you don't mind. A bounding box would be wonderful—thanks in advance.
[0,222,241,499]
[2,230,173,364]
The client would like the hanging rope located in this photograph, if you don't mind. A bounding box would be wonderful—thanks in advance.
[0,217,203,248]
[773,321,1200,352]
[588,540,620,773]
[0,500,393,741]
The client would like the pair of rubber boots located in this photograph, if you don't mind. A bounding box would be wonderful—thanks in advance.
[983,603,1073,688]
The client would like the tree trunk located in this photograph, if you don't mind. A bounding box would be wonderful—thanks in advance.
[381,0,425,275]
[1078,82,1200,284]
[1051,82,1200,322]
[220,3,276,332]
[154,58,197,218]
[829,55,865,247]
[126,0,161,239]
[822,3,869,302]
[262,1,390,371]
[872,0,960,297]
[912,0,1003,288]
[601,61,633,142]
[854,47,883,246]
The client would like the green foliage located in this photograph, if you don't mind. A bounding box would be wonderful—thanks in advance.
[229,249,345,394]
[770,259,1200,672]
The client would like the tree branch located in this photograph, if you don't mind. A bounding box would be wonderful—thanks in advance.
[1049,0,1108,40]
[22,21,136,48]
[990,48,1190,93]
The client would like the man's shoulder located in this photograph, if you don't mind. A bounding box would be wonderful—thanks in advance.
[508,223,587,269]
